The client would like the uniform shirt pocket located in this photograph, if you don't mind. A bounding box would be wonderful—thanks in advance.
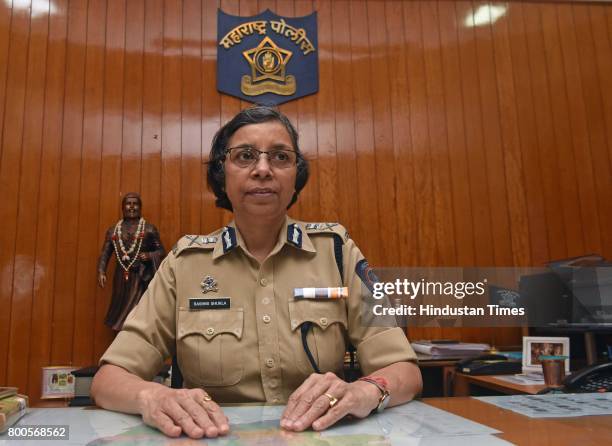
[288,300,348,375]
[177,308,244,387]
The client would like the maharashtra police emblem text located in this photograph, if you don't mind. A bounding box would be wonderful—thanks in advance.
[217,9,318,105]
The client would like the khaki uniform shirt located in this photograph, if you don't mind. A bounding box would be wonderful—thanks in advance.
[100,217,417,404]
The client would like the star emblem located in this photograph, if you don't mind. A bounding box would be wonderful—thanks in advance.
[242,36,292,83]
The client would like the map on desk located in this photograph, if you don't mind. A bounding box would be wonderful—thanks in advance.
[2,402,512,445]
[475,392,612,418]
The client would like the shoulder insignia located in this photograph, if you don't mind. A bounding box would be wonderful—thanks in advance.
[287,223,303,248]
[305,222,338,231]
[304,222,350,243]
[355,259,379,293]
[173,233,219,256]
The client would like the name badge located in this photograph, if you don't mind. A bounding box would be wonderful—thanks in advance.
[189,298,231,310]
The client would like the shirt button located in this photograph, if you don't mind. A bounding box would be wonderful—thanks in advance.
[262,314,271,323]
[272,398,279,403]
[206,327,215,335]
[269,379,278,389]
[320,317,328,326]
[259,278,268,287]
[265,358,275,368]
[262,297,270,305]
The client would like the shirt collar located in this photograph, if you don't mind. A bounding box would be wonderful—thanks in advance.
[212,216,316,260]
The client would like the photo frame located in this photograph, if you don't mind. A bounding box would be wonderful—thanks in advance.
[522,336,570,373]
[41,366,78,399]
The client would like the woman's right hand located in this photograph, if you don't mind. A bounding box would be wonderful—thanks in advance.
[136,386,230,438]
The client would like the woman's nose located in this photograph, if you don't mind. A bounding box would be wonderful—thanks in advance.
[251,154,273,176]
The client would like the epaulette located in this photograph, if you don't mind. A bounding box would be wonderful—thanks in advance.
[172,233,220,256]
[304,222,350,243]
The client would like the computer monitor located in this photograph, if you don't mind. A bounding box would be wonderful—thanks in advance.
[519,272,573,327]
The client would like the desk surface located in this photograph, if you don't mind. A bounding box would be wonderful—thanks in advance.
[5,400,507,445]
[426,397,612,446]
[453,373,547,396]
[4,397,612,446]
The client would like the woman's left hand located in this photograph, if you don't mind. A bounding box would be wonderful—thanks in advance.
[280,372,380,432]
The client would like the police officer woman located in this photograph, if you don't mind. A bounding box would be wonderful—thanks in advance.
[91,106,422,439]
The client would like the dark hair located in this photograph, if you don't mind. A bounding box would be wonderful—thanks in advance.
[206,105,309,211]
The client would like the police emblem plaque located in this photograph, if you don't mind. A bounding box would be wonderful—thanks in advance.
[217,9,318,105]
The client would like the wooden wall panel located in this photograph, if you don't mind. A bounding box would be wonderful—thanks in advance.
[95,0,126,359]
[141,0,164,230]
[0,0,32,386]
[2,0,612,403]
[7,0,48,392]
[26,0,69,405]
[349,0,380,264]
[589,4,612,258]
[0,0,12,162]
[386,0,418,269]
[506,2,549,265]
[51,0,88,370]
[541,2,585,255]
[438,0,475,267]
[314,0,339,222]
[201,0,223,233]
[370,0,400,266]
[332,0,362,248]
[524,2,568,261]
[73,0,106,369]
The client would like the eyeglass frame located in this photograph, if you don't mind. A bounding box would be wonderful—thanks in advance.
[224,145,300,169]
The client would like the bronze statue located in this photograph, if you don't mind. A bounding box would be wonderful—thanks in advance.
[97,193,165,331]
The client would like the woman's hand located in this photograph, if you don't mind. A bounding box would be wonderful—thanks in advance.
[136,386,230,439]
[280,372,380,432]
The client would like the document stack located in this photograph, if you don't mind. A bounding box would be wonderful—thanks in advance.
[0,387,28,433]
[412,340,490,357]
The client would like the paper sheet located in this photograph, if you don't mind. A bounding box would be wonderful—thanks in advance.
[494,374,545,385]
[475,392,612,418]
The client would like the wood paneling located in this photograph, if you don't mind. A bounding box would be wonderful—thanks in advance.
[1,0,612,403]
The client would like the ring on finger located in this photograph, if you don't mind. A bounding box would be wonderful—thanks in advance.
[323,393,338,408]
[200,394,213,406]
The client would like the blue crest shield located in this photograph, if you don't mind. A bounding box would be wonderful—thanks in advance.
[217,9,319,105]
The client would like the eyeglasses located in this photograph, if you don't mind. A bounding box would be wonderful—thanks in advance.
[226,146,298,169]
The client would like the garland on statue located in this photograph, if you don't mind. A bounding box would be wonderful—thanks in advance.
[112,218,146,281]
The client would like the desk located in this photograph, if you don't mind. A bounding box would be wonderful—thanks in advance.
[417,353,464,397]
[453,373,547,396]
[427,397,612,445]
[7,398,612,445]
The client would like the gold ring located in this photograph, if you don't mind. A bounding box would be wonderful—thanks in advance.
[201,394,212,405]
[323,393,338,408]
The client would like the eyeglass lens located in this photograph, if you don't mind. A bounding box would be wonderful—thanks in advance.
[228,147,297,169]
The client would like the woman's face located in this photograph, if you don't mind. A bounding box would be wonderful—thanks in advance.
[224,121,297,221]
